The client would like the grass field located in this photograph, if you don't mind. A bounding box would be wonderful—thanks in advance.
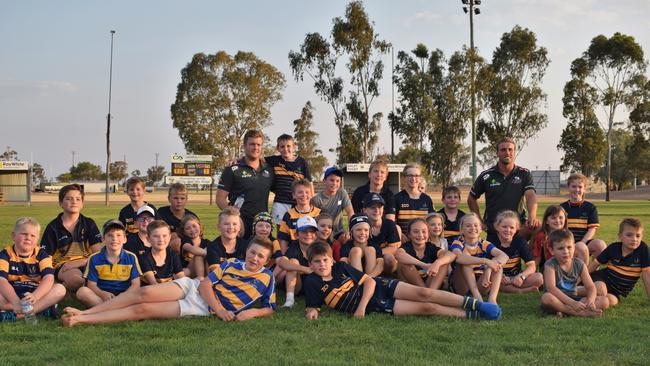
[1,201,650,365]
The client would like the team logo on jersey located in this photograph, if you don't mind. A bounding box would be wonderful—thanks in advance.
[401,204,409,208]
[232,166,239,171]
[483,174,490,181]
[241,171,251,178]
[321,284,329,292]
[513,176,521,184]
[489,179,500,187]
[262,170,270,178]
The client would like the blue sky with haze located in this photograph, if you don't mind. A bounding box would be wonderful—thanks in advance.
[2,0,649,180]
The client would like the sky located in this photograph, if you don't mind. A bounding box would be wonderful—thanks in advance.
[1,0,649,181]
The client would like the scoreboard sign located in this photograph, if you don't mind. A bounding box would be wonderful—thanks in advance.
[170,154,213,177]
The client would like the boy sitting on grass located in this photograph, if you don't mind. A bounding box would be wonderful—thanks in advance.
[140,220,185,285]
[40,183,102,293]
[62,237,276,326]
[303,241,501,320]
[1,217,66,321]
[277,216,318,308]
[76,220,142,308]
[588,218,650,307]
[541,229,609,317]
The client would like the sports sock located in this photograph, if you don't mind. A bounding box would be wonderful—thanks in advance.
[283,292,295,308]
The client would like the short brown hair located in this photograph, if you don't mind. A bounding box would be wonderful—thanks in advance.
[219,206,241,224]
[316,212,333,222]
[307,240,333,262]
[59,184,84,204]
[126,177,146,191]
[619,218,643,234]
[549,229,574,248]
[369,159,388,173]
[276,134,294,145]
[567,173,587,187]
[442,186,461,199]
[168,182,188,197]
[147,220,171,237]
[243,129,264,144]
[179,214,202,237]
[496,137,516,151]
[291,178,313,193]
[247,236,274,259]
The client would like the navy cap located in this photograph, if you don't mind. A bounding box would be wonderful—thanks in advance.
[102,219,126,236]
[323,166,343,179]
[349,214,370,231]
[362,192,385,208]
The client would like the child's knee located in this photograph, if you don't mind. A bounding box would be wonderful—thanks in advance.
[530,273,544,287]
[594,281,608,296]
[52,283,67,298]
[76,286,92,300]
[349,247,363,257]
[607,294,619,307]
[540,292,555,306]
[589,240,606,255]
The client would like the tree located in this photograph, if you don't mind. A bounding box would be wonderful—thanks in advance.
[596,128,650,190]
[293,101,328,179]
[57,172,72,182]
[31,163,46,187]
[131,170,142,178]
[333,1,391,163]
[0,146,18,161]
[171,51,286,170]
[557,58,607,176]
[109,160,128,184]
[69,162,103,181]
[146,166,166,185]
[289,1,389,164]
[477,25,550,162]
[577,32,646,200]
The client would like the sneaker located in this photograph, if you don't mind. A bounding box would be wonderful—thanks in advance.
[282,300,295,309]
[0,311,17,322]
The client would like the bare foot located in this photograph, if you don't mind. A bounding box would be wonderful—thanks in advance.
[61,314,79,328]
[521,286,540,293]
[64,307,82,316]
[555,311,564,318]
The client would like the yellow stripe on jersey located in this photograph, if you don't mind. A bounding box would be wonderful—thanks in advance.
[503,257,520,269]
[214,283,245,308]
[398,210,429,218]
[221,276,263,301]
[0,259,8,272]
[7,274,43,283]
[607,263,642,278]
[273,166,305,179]
[324,279,355,308]
[95,264,136,281]
[444,230,461,237]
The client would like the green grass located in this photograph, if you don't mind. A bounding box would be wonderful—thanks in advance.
[1,201,650,365]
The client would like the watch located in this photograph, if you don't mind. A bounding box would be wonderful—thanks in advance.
[520,274,526,280]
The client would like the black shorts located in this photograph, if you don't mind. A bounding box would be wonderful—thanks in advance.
[590,269,622,299]
[366,277,399,314]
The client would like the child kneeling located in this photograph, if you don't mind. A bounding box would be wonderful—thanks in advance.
[303,241,501,321]
[62,237,276,326]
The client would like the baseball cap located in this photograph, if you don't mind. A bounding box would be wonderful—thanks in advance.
[102,219,126,236]
[323,166,343,179]
[362,192,385,208]
[296,216,318,232]
[349,214,370,231]
[136,205,155,217]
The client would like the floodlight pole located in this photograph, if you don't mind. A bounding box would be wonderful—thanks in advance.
[105,30,115,206]
[463,0,481,182]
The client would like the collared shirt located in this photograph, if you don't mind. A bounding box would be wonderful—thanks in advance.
[118,202,158,234]
[492,235,533,277]
[560,200,599,242]
[265,155,310,205]
[208,258,276,313]
[469,165,535,230]
[83,247,142,294]
[157,206,198,235]
[596,242,650,297]
[351,182,396,216]
[304,262,368,313]
[40,213,102,269]
[312,188,352,234]
[205,237,247,272]
[450,238,496,274]
[140,247,184,284]
[0,246,54,297]
[277,206,321,243]
[218,160,274,220]
[394,190,435,233]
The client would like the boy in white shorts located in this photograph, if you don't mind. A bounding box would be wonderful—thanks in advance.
[61,237,276,325]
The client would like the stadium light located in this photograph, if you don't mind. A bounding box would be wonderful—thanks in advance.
[461,0,481,182]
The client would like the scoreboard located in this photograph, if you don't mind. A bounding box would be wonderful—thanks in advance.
[171,162,211,176]
[166,154,213,185]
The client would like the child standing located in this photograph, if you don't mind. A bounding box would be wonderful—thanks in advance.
[178,215,209,279]
[449,213,508,304]
[1,217,66,320]
[393,163,435,240]
[541,229,609,317]
[278,179,321,253]
[40,184,102,293]
[340,215,384,277]
[531,206,567,269]
[437,186,466,240]
[119,177,157,234]
[303,241,501,320]
[560,173,607,264]
[140,221,185,285]
[77,220,142,307]
[311,167,354,239]
[492,211,543,293]
[588,218,650,307]
[396,218,455,290]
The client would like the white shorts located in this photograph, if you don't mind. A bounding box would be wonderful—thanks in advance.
[271,202,292,225]
[174,277,210,317]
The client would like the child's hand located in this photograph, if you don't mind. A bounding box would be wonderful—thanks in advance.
[12,301,23,314]
[486,259,501,272]
[305,309,319,320]
[22,292,35,304]
[568,300,586,312]
[501,276,512,285]
[100,292,115,301]
[586,300,597,310]
[235,310,254,321]
[215,309,236,321]
[511,275,524,287]
[426,263,440,277]
[480,276,491,288]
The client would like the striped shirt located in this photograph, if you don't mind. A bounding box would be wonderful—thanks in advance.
[394,190,435,234]
[84,247,142,294]
[266,155,310,205]
[450,238,496,274]
[596,242,650,297]
[438,208,466,239]
[208,258,276,313]
[492,235,533,277]
[560,200,599,242]
[278,206,321,242]
[304,262,368,313]
[0,246,54,297]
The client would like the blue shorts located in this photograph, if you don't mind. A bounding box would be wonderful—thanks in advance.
[366,277,399,314]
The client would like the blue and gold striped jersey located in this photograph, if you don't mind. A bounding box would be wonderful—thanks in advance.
[278,206,321,242]
[560,200,599,242]
[492,235,533,277]
[266,155,311,205]
[596,242,650,297]
[449,238,496,274]
[394,190,435,234]
[207,258,276,313]
[304,262,368,313]
[0,246,54,297]
[84,247,142,294]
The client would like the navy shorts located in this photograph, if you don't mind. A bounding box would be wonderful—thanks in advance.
[366,277,399,314]
[590,269,622,299]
